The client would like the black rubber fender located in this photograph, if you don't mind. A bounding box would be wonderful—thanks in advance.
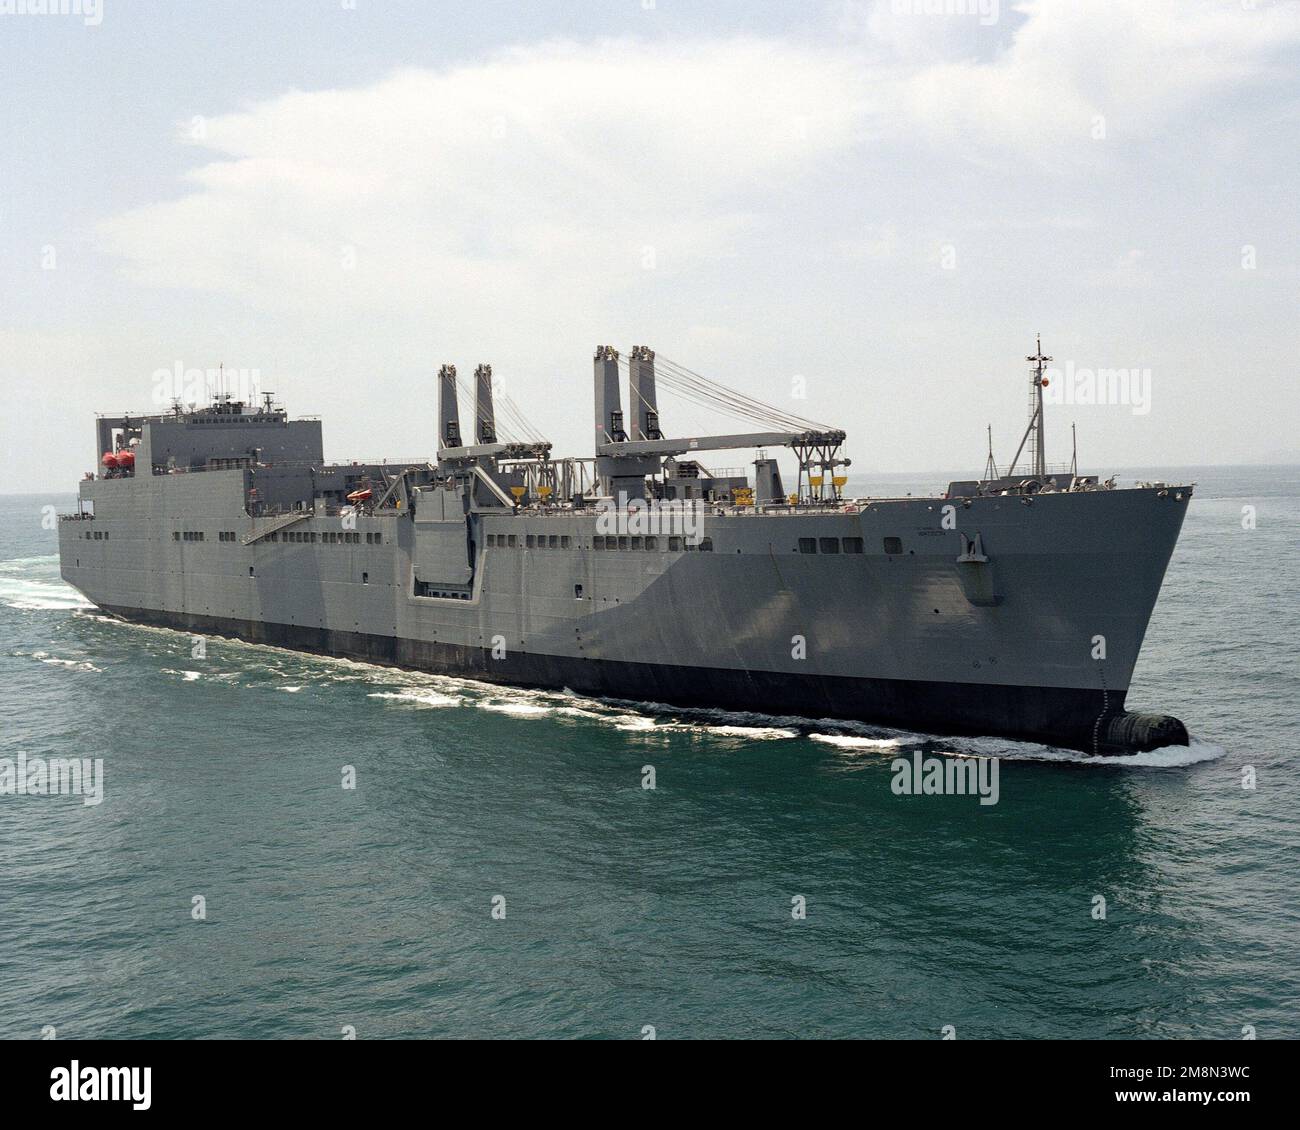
[1096,711,1189,754]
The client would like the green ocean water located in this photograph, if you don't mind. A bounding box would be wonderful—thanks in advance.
[0,467,1296,1039]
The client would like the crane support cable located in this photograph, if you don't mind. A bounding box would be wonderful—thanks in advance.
[632,354,833,434]
[454,375,545,444]
[656,358,830,432]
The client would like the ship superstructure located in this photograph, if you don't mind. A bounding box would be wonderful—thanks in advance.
[59,342,1193,753]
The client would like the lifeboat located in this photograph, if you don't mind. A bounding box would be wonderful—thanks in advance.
[101,451,119,470]
[117,449,136,470]
[345,487,372,503]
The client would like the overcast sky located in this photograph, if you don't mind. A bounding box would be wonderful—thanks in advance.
[2,0,1297,488]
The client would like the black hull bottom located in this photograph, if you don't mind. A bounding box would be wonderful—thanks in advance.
[97,604,1186,755]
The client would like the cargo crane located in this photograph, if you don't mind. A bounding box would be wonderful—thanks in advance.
[593,345,849,505]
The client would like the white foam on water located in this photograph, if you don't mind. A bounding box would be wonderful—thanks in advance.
[480,701,552,716]
[32,652,102,673]
[554,705,616,721]
[278,685,304,693]
[367,690,461,708]
[698,725,799,740]
[159,668,204,682]
[936,733,1228,768]
[0,576,93,611]
[1122,738,1228,767]
[611,715,661,732]
[810,734,904,751]
[611,697,920,743]
[0,554,61,570]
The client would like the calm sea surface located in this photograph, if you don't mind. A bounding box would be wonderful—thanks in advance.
[0,466,1296,1039]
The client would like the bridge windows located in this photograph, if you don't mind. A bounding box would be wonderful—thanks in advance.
[819,537,839,554]
[884,537,903,555]
[843,537,864,554]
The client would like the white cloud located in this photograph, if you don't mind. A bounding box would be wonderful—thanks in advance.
[873,0,1300,155]
[100,38,872,332]
[98,6,1300,321]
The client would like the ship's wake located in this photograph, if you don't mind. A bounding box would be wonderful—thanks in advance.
[0,555,92,611]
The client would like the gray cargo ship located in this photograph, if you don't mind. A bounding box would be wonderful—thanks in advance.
[58,341,1193,753]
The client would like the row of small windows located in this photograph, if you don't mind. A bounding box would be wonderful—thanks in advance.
[796,537,894,555]
[595,535,713,552]
[485,533,715,552]
[486,533,573,549]
[281,530,379,544]
[173,530,384,545]
[82,530,109,540]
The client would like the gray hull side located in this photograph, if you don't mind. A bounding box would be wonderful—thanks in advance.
[60,472,1190,748]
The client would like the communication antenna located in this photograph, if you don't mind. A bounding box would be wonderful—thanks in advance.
[1026,334,1052,478]
[1007,334,1052,479]
[983,423,999,481]
[1070,421,1078,477]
